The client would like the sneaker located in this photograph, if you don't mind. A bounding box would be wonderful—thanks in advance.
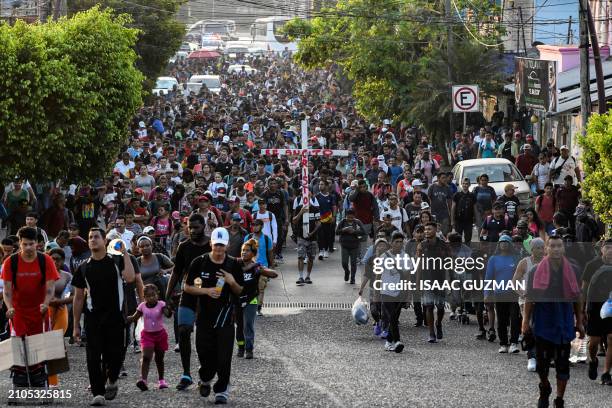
[427,335,437,344]
[133,344,141,354]
[176,375,193,391]
[237,347,245,358]
[384,341,394,351]
[245,349,254,359]
[498,345,509,354]
[601,372,612,385]
[379,330,388,339]
[136,379,148,391]
[305,277,312,284]
[553,397,564,408]
[509,343,520,354]
[537,382,552,408]
[296,277,305,286]
[174,344,180,353]
[104,382,118,400]
[487,328,497,342]
[349,279,355,284]
[528,358,537,372]
[323,250,329,258]
[413,320,423,328]
[198,381,211,397]
[373,323,382,336]
[344,272,349,282]
[158,379,168,389]
[215,391,229,405]
[588,357,598,380]
[394,341,404,353]
[256,307,263,317]
[475,329,486,340]
[120,364,127,377]
[449,312,456,320]
[435,323,443,340]
[303,258,308,264]
[90,395,106,406]
[318,251,324,260]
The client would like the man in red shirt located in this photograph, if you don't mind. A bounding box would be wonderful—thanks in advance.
[348,180,380,242]
[556,175,581,232]
[515,144,538,177]
[2,227,59,337]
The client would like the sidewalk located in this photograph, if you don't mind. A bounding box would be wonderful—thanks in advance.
[265,246,361,307]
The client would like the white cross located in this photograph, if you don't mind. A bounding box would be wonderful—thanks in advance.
[263,119,349,237]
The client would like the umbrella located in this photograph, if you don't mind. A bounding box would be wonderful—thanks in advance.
[187,50,221,59]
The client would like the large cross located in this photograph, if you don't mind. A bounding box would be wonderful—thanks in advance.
[263,119,349,237]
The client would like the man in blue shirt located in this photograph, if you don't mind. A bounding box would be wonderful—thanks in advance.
[522,235,583,408]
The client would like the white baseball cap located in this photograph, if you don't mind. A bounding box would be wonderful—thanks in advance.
[211,227,229,246]
[412,179,424,187]
[138,121,145,128]
[222,135,230,143]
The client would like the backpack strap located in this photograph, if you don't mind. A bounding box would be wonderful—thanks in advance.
[37,252,46,287]
[10,254,19,290]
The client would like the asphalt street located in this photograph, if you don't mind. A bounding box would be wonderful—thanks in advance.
[0,248,609,407]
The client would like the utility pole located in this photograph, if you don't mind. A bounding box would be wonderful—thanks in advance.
[445,0,454,138]
[518,6,527,54]
[567,16,573,44]
[579,0,591,133]
[586,1,606,114]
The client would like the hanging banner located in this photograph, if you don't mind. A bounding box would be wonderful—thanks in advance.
[515,58,557,112]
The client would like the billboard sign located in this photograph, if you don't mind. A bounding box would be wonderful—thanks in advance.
[515,58,557,112]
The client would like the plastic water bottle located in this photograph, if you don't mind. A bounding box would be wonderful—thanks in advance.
[194,277,202,288]
[215,276,225,293]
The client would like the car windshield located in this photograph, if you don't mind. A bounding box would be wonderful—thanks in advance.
[462,163,524,184]
[201,40,221,47]
[202,78,220,88]
[204,24,226,34]
[155,80,176,89]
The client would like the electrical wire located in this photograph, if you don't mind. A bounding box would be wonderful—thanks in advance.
[451,0,504,47]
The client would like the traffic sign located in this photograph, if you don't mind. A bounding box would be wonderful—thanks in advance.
[452,85,479,113]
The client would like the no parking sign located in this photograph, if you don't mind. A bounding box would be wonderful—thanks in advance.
[452,85,479,113]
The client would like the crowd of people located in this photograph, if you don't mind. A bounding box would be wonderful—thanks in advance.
[0,48,610,408]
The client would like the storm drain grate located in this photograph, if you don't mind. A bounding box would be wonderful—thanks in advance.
[264,302,352,310]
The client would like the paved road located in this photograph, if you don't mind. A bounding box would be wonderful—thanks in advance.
[0,249,609,407]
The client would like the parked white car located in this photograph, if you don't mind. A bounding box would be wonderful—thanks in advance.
[152,76,178,96]
[227,64,258,75]
[451,158,532,207]
[187,75,221,94]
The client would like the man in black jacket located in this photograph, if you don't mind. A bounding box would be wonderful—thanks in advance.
[336,209,366,284]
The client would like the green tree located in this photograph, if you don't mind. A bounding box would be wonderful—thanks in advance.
[69,0,185,83]
[285,0,505,151]
[0,7,143,183]
[579,112,612,225]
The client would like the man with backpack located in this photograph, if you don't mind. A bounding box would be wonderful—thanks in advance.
[480,202,512,243]
[2,226,59,339]
[549,145,581,187]
[72,227,136,406]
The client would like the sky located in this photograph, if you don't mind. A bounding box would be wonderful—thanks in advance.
[532,0,580,45]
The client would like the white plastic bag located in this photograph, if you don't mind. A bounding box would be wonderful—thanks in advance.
[352,296,369,325]
[601,295,612,320]
[135,318,144,342]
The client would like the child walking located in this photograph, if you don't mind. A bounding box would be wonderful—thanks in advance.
[236,239,278,359]
[128,284,172,391]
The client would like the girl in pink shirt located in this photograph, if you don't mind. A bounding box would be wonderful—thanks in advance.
[128,284,172,391]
